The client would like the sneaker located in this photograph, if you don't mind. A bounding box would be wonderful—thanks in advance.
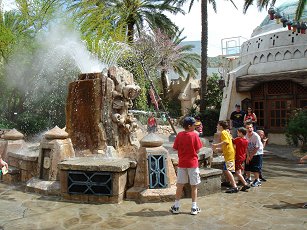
[240,184,251,191]
[225,187,239,193]
[303,203,307,208]
[170,205,180,214]
[251,179,262,187]
[245,178,252,184]
[191,207,201,215]
[260,177,267,182]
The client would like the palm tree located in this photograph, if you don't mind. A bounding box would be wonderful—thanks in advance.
[165,0,236,114]
[69,0,183,43]
[243,0,306,21]
[159,29,201,99]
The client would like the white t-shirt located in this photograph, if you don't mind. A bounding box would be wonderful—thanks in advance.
[246,132,263,156]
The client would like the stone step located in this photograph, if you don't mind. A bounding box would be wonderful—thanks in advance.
[126,185,177,203]
[25,177,60,196]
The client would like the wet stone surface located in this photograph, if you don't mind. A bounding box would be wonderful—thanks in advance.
[0,145,307,230]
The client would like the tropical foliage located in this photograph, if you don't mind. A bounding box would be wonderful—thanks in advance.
[285,109,307,151]
[0,0,219,135]
[68,0,182,43]
[166,0,236,114]
[128,29,200,98]
[204,73,223,109]
[0,0,76,135]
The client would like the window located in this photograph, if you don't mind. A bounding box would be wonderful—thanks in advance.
[269,100,292,128]
[251,81,307,132]
[254,101,264,127]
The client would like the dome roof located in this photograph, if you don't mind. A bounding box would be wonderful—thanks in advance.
[252,0,307,37]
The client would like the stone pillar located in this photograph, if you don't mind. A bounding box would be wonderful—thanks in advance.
[38,126,75,181]
[126,133,177,202]
[1,129,25,161]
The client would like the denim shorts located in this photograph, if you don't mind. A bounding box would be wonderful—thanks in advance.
[245,155,263,172]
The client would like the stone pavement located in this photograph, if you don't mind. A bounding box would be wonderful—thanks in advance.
[0,144,307,230]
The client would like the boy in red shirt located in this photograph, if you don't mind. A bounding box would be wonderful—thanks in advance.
[233,127,250,191]
[170,116,203,215]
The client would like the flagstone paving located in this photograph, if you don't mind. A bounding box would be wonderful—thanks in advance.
[0,144,306,230]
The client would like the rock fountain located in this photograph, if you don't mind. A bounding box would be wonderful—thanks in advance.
[1,66,222,204]
[1,66,180,203]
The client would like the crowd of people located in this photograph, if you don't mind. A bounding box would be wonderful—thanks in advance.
[170,105,270,215]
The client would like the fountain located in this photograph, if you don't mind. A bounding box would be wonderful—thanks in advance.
[0,27,222,203]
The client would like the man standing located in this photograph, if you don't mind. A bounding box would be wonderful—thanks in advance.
[230,104,245,138]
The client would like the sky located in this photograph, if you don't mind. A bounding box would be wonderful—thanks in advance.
[2,0,289,57]
[168,0,288,56]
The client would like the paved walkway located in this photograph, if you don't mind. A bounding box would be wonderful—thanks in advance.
[0,145,307,230]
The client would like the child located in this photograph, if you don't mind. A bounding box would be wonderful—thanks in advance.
[170,116,203,215]
[257,129,268,181]
[212,121,239,193]
[0,157,8,175]
[194,116,203,137]
[147,112,157,133]
[245,122,264,187]
[0,157,8,169]
[257,130,268,148]
[233,127,250,191]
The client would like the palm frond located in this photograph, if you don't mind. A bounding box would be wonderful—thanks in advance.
[295,0,306,21]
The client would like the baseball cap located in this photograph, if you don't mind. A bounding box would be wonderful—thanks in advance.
[183,116,196,127]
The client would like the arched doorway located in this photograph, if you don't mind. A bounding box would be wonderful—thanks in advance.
[251,80,307,132]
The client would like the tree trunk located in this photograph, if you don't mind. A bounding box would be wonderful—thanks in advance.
[127,18,135,43]
[161,69,168,100]
[200,0,208,114]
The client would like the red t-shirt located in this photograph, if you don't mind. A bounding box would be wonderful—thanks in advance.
[173,131,202,168]
[233,137,248,162]
[244,113,256,123]
[147,117,156,127]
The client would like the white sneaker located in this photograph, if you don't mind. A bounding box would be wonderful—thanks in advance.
[191,207,201,215]
[170,205,180,214]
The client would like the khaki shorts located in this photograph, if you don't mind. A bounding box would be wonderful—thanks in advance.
[177,167,201,185]
[223,160,235,173]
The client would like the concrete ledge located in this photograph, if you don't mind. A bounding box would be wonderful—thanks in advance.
[199,168,222,177]
[184,168,222,198]
[58,157,130,172]
[126,185,176,203]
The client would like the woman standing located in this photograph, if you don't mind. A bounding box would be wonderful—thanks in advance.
[244,107,257,131]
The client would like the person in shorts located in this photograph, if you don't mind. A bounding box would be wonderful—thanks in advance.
[170,116,203,215]
[257,129,268,182]
[212,121,239,193]
[245,122,264,187]
[233,127,250,191]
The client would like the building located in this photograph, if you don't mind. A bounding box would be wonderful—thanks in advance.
[219,0,307,145]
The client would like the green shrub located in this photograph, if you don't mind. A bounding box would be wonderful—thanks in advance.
[285,109,307,151]
[198,109,220,136]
